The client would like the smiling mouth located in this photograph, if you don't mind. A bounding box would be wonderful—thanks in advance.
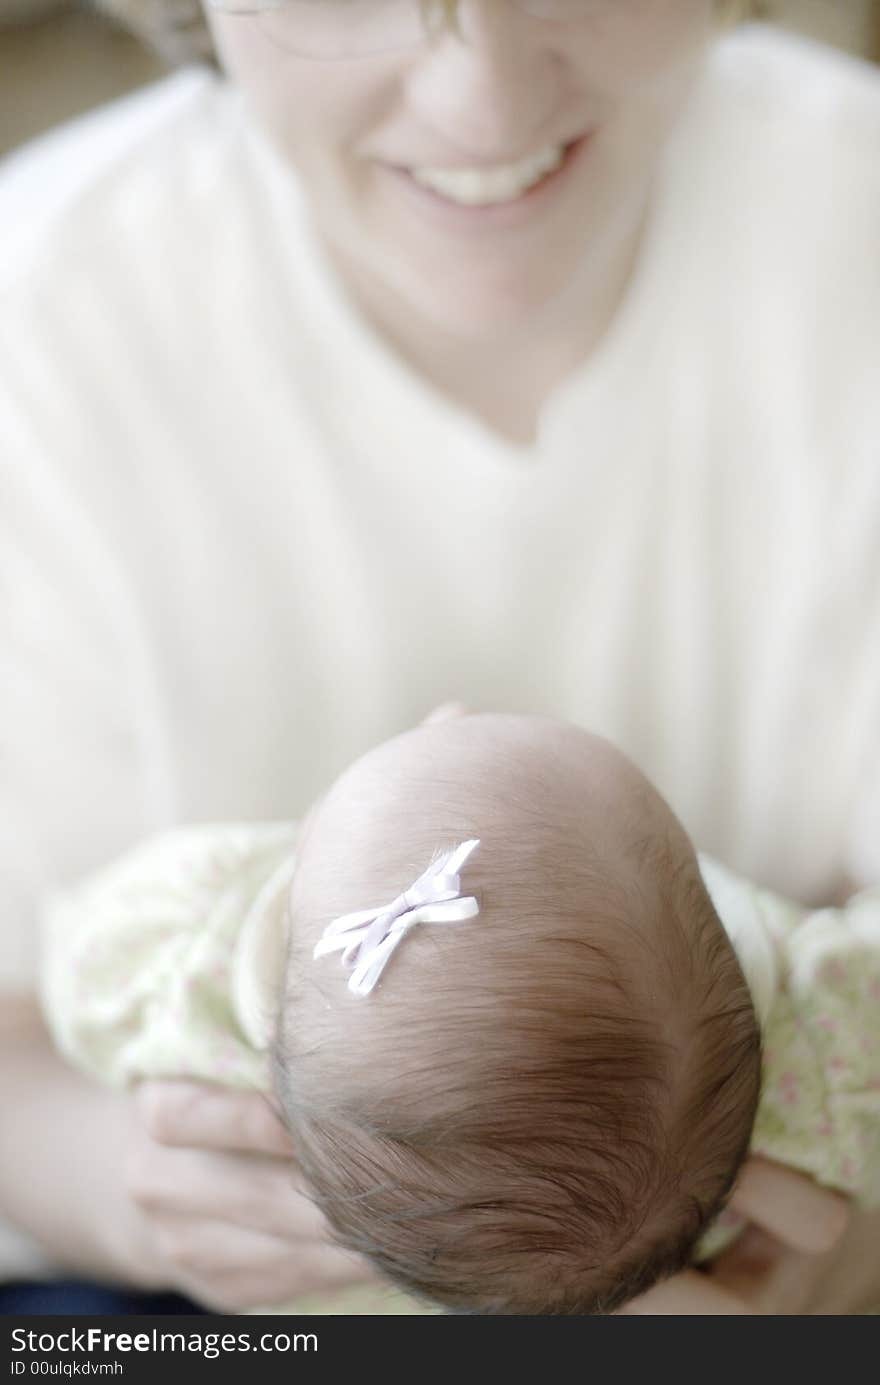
[392,136,589,209]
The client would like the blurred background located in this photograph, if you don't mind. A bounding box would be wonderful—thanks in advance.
[1,1,879,157]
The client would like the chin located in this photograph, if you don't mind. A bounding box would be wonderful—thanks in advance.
[386,247,580,343]
[408,291,557,342]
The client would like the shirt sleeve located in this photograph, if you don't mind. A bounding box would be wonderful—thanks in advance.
[700,855,880,1209]
[751,883,880,1208]
[40,822,298,1090]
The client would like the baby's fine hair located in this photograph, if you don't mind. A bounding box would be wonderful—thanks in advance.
[272,715,761,1314]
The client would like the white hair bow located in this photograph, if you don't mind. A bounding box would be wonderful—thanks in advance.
[313,839,481,997]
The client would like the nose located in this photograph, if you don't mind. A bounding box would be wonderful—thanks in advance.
[403,0,564,159]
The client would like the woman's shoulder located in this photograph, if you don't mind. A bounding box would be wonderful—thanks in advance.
[0,61,321,451]
[0,65,246,296]
[671,22,880,217]
[656,24,878,399]
[706,23,880,156]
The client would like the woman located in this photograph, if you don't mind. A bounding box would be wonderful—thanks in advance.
[1,0,878,1311]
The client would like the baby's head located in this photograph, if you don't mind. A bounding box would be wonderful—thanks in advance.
[273,713,760,1314]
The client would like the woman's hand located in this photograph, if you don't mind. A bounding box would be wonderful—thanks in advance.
[124,1079,373,1311]
[618,1156,869,1315]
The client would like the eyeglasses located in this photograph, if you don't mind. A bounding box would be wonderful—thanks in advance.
[206,0,605,62]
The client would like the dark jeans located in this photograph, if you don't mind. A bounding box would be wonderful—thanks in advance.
[0,1280,207,1315]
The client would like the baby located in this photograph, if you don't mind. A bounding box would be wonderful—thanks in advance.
[43,712,880,1314]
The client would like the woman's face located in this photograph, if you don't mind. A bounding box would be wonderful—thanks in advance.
[206,1,716,338]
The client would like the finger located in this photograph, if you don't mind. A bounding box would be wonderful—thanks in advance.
[136,1081,296,1157]
[421,702,469,725]
[129,1144,331,1241]
[617,1268,756,1315]
[707,1226,793,1311]
[152,1216,373,1306]
[729,1156,849,1254]
[706,1224,791,1289]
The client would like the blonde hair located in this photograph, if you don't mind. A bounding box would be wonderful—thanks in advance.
[93,0,763,71]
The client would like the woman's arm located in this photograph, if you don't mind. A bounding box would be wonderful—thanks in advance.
[620,1156,880,1315]
[635,866,880,1312]
[0,998,157,1283]
[0,997,372,1308]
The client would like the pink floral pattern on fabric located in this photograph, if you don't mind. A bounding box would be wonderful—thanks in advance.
[42,830,880,1275]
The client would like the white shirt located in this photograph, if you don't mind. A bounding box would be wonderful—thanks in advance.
[1,22,878,1270]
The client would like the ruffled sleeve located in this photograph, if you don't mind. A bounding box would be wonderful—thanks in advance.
[752,885,880,1207]
[700,853,880,1209]
[40,822,297,1090]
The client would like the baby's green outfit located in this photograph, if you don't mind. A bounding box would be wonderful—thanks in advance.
[41,824,880,1311]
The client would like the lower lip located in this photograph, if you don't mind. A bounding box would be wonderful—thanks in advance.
[382,133,594,232]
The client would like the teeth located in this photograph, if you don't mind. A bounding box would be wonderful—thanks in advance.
[410,144,564,206]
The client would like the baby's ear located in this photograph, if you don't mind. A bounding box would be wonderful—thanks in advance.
[421,701,469,725]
